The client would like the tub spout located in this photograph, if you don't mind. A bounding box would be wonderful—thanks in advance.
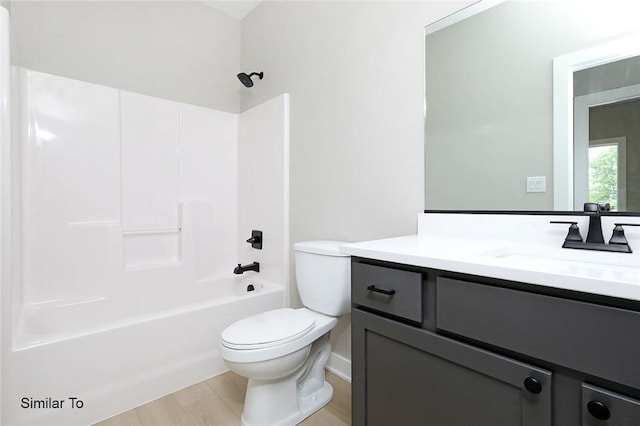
[234,262,260,274]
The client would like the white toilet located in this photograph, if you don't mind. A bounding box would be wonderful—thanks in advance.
[219,241,350,426]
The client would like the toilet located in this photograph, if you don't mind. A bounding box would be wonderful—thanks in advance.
[219,241,350,426]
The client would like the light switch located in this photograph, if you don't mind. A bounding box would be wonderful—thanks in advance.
[526,176,546,193]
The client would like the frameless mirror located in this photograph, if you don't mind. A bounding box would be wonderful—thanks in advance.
[424,0,640,211]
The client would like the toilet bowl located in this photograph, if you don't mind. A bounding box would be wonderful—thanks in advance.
[220,308,338,426]
[219,241,350,426]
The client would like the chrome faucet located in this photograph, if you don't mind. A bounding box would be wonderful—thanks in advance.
[233,262,260,274]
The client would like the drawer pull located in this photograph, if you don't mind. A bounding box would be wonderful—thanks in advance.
[587,400,611,420]
[523,377,542,394]
[367,285,396,296]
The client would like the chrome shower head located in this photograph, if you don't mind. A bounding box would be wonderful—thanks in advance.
[237,72,264,87]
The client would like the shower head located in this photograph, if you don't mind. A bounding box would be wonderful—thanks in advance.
[237,72,264,88]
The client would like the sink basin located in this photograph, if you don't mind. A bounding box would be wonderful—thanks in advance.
[481,245,639,269]
[478,246,640,288]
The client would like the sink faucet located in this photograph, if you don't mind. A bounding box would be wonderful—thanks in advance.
[234,262,260,274]
[584,202,609,244]
[551,203,635,253]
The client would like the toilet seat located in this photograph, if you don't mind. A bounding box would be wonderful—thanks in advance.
[221,308,316,350]
[220,308,338,364]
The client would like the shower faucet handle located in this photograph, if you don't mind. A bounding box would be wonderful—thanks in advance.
[246,230,263,250]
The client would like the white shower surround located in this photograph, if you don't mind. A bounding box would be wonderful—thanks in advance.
[1,64,290,425]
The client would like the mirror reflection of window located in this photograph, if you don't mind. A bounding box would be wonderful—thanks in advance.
[588,139,626,210]
[587,96,639,211]
[573,61,640,211]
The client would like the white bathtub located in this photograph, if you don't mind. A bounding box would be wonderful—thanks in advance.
[5,276,284,426]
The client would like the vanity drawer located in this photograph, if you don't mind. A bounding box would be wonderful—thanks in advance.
[436,277,640,390]
[582,383,640,425]
[352,262,422,323]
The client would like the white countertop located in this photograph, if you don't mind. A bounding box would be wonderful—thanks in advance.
[340,234,640,302]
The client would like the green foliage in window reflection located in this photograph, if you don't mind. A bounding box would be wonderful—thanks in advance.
[589,146,617,210]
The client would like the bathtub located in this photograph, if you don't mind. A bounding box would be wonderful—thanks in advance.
[5,275,284,426]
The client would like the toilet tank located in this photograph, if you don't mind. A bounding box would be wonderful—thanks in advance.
[294,241,351,317]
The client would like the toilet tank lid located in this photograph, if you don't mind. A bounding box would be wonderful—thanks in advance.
[294,240,350,257]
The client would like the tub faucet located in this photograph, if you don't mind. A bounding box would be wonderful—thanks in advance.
[234,262,260,274]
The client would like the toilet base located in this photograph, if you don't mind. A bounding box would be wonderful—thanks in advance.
[240,334,334,426]
[241,381,333,426]
[298,380,334,421]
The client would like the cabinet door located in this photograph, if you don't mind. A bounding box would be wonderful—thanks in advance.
[352,309,552,426]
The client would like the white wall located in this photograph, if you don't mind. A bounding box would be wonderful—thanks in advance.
[241,0,472,370]
[10,1,241,112]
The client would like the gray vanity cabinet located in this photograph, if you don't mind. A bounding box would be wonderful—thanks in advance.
[351,259,640,426]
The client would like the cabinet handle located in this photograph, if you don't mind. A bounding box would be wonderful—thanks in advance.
[523,377,542,394]
[587,400,611,421]
[367,285,396,296]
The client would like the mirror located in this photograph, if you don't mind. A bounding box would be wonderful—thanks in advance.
[424,0,640,211]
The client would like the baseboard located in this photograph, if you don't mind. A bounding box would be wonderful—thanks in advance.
[326,352,351,383]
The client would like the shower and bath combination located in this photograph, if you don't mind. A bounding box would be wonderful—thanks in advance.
[237,71,263,87]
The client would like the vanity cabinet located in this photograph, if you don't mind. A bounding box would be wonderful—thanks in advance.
[352,310,551,426]
[351,259,640,426]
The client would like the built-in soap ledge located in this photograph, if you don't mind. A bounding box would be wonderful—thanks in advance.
[123,228,181,236]
[123,228,182,270]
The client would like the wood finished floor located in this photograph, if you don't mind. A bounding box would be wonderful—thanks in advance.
[94,371,351,426]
